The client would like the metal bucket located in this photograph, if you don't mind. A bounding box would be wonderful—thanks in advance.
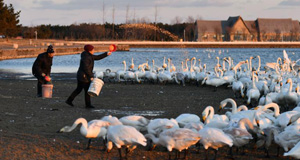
[42,84,53,98]
[88,78,104,97]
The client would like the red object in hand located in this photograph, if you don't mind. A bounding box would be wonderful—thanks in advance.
[109,44,117,52]
[45,76,51,82]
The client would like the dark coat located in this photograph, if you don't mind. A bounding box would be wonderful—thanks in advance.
[77,51,108,82]
[32,52,53,79]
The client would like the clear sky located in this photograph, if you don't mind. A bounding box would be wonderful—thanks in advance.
[4,0,300,26]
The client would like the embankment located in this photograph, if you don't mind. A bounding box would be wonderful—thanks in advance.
[1,40,300,60]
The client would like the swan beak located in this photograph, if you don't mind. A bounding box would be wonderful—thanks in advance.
[218,106,222,112]
[57,129,63,133]
[241,94,245,98]
[254,107,259,110]
[202,116,206,122]
[256,120,260,127]
[287,120,292,126]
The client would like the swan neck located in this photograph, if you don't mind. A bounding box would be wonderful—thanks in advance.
[228,99,237,114]
[263,103,280,117]
[288,80,293,92]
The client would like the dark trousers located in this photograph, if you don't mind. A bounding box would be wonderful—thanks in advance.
[36,76,46,96]
[67,80,91,106]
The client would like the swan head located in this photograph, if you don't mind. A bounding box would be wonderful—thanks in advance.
[286,78,292,84]
[162,63,167,69]
[202,116,206,122]
[106,141,113,153]
[241,90,245,98]
[57,126,68,133]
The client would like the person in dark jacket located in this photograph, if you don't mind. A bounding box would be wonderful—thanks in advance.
[66,44,111,108]
[32,45,55,97]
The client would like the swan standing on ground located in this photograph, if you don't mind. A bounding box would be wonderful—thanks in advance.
[175,113,201,127]
[202,106,229,129]
[246,72,260,106]
[223,118,258,156]
[284,140,300,159]
[106,125,147,159]
[57,118,111,149]
[119,115,149,132]
[146,128,201,159]
[101,115,123,126]
[129,57,135,70]
[115,61,126,82]
[198,127,233,160]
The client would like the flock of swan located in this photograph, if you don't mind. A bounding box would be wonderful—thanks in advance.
[58,97,300,159]
[57,50,300,159]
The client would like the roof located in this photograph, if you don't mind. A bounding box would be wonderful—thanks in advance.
[196,20,223,33]
[256,18,297,33]
[244,21,257,33]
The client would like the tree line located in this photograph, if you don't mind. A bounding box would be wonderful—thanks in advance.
[0,0,196,41]
[21,22,195,41]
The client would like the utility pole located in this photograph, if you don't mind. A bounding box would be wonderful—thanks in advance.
[34,31,37,40]
[184,29,185,41]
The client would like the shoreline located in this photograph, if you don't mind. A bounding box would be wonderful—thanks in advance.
[1,40,300,60]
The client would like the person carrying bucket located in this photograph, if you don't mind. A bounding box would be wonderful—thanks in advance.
[66,44,112,108]
[32,45,55,97]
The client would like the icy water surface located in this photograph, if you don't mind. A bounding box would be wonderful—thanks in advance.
[1,48,300,76]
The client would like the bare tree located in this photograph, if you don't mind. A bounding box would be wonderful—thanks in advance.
[154,5,158,41]
[112,4,115,39]
[101,0,106,39]
[186,16,195,23]
[171,16,183,24]
[125,4,130,24]
[102,0,105,24]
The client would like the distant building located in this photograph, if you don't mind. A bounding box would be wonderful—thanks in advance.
[195,16,300,42]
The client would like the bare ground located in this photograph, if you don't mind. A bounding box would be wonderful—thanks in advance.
[0,72,296,160]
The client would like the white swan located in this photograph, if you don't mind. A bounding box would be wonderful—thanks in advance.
[146,128,201,159]
[232,80,245,98]
[101,115,123,126]
[246,72,260,106]
[219,98,257,125]
[146,118,179,150]
[162,57,167,69]
[58,118,110,149]
[119,115,149,132]
[175,113,201,127]
[184,122,204,132]
[284,140,300,159]
[202,106,229,129]
[147,118,179,137]
[274,125,300,152]
[284,78,298,109]
[223,118,254,149]
[129,57,135,70]
[255,103,280,129]
[115,61,126,82]
[145,59,158,83]
[198,127,233,159]
[106,125,147,159]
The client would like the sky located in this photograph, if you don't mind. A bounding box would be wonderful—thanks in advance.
[4,0,300,26]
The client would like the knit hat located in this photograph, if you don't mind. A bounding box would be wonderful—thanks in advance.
[84,44,94,52]
[47,45,54,53]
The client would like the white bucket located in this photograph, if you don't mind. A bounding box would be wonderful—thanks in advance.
[88,78,104,97]
[42,84,53,98]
